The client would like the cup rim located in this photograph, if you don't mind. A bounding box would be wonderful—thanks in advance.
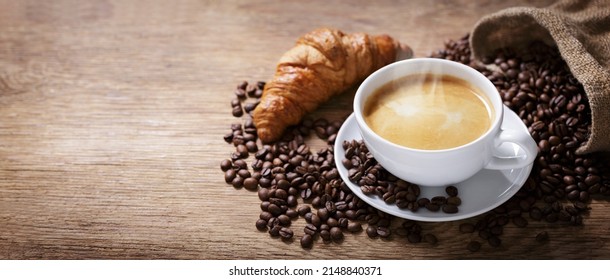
[354,57,503,153]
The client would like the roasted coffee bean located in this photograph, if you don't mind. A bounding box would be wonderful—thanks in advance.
[366,225,378,238]
[445,186,458,197]
[234,88,247,99]
[224,169,237,183]
[233,159,248,170]
[297,205,311,217]
[459,223,475,233]
[231,176,244,188]
[232,105,244,117]
[326,217,339,228]
[376,226,391,238]
[220,159,232,171]
[311,214,322,227]
[442,204,458,214]
[314,229,328,241]
[243,177,258,190]
[268,204,283,216]
[268,225,281,237]
[259,211,273,222]
[277,214,291,226]
[255,219,267,231]
[330,227,344,242]
[467,241,481,252]
[425,203,440,212]
[260,201,270,212]
[304,224,317,235]
[237,169,251,178]
[447,196,462,206]
[300,234,313,249]
[347,222,362,233]
[317,208,330,221]
[431,196,447,205]
[279,227,294,240]
[274,189,288,200]
[245,141,258,153]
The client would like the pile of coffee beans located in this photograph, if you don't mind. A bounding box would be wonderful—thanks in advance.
[221,33,610,252]
[222,81,437,248]
[341,139,461,214]
[434,34,609,249]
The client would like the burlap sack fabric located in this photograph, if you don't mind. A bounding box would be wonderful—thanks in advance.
[470,0,610,154]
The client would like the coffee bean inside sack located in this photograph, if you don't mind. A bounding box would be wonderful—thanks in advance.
[221,34,610,252]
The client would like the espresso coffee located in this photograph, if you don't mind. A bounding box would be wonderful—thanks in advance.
[363,74,494,150]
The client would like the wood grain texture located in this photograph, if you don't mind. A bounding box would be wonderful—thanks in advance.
[3,0,609,260]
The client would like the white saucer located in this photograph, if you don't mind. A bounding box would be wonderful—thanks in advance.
[334,106,534,222]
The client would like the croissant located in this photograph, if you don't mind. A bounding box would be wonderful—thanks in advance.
[253,27,413,143]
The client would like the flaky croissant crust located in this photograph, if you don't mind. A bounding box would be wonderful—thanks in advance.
[253,28,412,143]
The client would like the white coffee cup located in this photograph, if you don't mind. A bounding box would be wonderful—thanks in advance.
[353,58,538,187]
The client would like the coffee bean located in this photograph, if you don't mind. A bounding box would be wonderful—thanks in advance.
[277,214,291,226]
[459,223,475,233]
[255,219,267,231]
[220,159,232,171]
[376,226,391,238]
[304,224,317,236]
[237,169,251,178]
[243,177,258,190]
[231,176,243,188]
[425,203,440,212]
[445,186,458,197]
[300,234,313,249]
[268,204,283,216]
[297,205,311,217]
[224,169,237,183]
[232,106,243,117]
[447,196,462,206]
[268,225,281,237]
[274,189,288,200]
[431,196,447,205]
[442,204,458,214]
[326,217,339,228]
[467,241,481,252]
[330,227,343,242]
[366,225,378,238]
[538,139,550,152]
[317,208,330,221]
[347,222,362,233]
[311,214,322,227]
[279,227,293,240]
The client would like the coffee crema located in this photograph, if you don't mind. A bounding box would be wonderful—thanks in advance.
[363,74,494,150]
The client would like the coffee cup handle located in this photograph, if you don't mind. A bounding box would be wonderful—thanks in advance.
[485,129,538,170]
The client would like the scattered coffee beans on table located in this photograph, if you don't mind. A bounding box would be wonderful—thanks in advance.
[221,33,610,252]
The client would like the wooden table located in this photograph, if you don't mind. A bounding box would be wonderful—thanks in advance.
[2,0,609,260]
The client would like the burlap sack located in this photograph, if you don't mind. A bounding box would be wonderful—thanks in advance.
[470,0,610,154]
